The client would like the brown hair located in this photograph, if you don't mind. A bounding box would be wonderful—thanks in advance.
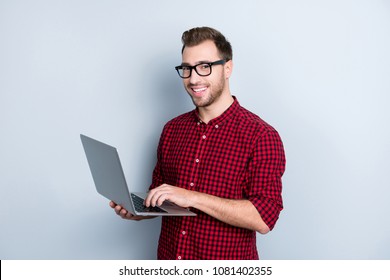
[181,27,233,61]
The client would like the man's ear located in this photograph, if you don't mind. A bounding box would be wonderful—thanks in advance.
[225,60,233,79]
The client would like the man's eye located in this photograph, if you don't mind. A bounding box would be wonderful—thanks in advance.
[182,66,191,71]
[200,64,210,69]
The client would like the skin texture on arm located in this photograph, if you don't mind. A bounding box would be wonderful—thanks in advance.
[144,184,270,234]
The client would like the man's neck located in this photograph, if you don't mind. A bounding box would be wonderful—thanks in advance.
[198,94,234,124]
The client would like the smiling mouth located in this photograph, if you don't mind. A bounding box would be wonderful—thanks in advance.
[191,87,208,95]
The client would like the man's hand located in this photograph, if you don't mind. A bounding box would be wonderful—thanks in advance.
[109,201,154,221]
[144,184,195,208]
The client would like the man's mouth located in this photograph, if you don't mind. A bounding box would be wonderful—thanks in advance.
[191,87,208,96]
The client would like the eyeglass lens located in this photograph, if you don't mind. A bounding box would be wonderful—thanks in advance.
[176,60,226,78]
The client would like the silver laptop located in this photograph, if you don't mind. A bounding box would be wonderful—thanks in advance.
[80,134,196,216]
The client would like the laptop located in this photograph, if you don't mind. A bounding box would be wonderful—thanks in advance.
[80,134,196,216]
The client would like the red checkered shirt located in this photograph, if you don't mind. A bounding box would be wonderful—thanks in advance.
[149,97,286,260]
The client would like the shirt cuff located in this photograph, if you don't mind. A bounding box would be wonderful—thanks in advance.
[250,196,282,231]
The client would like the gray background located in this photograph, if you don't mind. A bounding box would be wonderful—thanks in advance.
[1,0,389,259]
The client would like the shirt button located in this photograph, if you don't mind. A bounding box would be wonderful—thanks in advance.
[182,231,186,235]
[195,159,199,163]
[202,135,206,139]
[190,182,194,187]
[178,256,182,260]
[215,125,219,129]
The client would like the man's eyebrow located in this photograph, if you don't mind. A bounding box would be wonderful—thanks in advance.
[180,60,212,66]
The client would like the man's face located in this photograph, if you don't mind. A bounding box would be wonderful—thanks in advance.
[181,40,231,108]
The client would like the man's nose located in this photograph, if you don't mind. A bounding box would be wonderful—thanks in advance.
[189,69,202,84]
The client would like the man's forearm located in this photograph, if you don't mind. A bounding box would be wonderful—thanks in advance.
[191,191,270,234]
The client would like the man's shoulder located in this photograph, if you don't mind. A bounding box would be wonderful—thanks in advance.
[236,105,278,135]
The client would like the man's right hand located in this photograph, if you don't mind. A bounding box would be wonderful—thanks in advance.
[109,201,154,221]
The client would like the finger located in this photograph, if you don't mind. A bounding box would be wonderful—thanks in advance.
[144,193,150,207]
[156,193,169,206]
[149,189,166,207]
[119,208,128,218]
[109,201,117,208]
[145,184,172,206]
[114,205,123,215]
[145,190,157,207]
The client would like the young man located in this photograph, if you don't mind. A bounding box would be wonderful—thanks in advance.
[110,27,286,259]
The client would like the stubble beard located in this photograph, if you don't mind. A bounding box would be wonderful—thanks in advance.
[187,77,225,108]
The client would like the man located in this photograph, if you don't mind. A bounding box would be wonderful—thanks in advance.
[110,27,286,259]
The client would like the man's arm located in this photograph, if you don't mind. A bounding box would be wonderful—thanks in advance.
[144,184,270,234]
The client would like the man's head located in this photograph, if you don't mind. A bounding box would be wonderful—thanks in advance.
[181,27,233,61]
[178,27,234,110]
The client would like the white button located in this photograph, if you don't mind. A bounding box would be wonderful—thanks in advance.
[195,159,199,163]
[178,256,182,260]
[190,182,194,187]
[197,122,201,125]
[202,135,206,139]
[182,231,186,235]
[215,125,219,129]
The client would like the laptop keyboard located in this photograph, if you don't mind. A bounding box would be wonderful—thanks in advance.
[131,194,167,213]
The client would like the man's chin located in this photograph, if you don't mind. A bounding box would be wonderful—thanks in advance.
[191,96,211,108]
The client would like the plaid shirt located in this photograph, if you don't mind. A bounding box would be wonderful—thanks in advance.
[149,97,285,260]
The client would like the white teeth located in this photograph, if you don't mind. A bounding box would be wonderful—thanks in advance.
[193,87,207,92]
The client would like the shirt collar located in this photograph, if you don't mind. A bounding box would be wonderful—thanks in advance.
[193,96,240,126]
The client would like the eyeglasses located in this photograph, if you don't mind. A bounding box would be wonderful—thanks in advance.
[175,59,227,79]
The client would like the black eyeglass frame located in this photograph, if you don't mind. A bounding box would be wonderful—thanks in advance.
[175,59,227,79]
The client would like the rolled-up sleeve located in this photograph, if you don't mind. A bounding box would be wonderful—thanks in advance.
[246,129,286,230]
